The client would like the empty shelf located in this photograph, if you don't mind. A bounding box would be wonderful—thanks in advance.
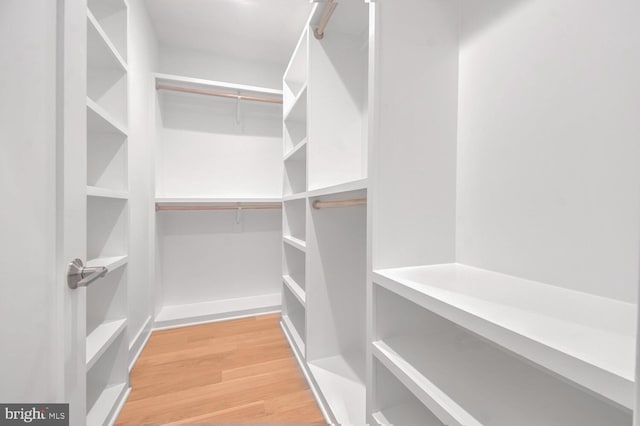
[87,10,127,71]
[373,263,636,409]
[284,138,307,162]
[87,98,128,136]
[86,319,127,370]
[86,383,128,426]
[308,354,366,426]
[87,186,128,200]
[283,275,305,306]
[283,235,306,252]
[307,178,368,198]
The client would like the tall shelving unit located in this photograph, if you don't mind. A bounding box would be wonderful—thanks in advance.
[85,0,130,424]
[367,1,639,425]
[280,2,370,423]
[154,73,284,329]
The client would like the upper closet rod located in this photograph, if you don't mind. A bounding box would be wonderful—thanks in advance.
[313,0,337,40]
[313,198,367,209]
[156,84,283,105]
[156,204,282,212]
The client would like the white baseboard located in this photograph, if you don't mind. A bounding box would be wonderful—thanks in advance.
[154,293,281,330]
[280,319,335,426]
[106,385,131,426]
[128,315,153,373]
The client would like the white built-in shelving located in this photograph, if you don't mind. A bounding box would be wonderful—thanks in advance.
[373,263,635,410]
[280,2,370,424]
[85,0,130,423]
[154,67,284,329]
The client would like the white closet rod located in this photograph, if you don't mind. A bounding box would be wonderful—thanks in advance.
[313,198,367,209]
[313,0,338,40]
[156,204,282,212]
[156,84,283,105]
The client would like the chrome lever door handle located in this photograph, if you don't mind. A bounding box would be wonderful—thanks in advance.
[67,259,108,289]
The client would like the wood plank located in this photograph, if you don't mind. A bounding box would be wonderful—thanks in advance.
[116,314,326,425]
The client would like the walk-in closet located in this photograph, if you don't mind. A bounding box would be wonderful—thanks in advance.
[2,0,639,425]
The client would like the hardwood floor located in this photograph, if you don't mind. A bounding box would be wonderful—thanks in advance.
[116,314,325,425]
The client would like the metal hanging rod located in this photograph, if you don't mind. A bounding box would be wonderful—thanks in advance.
[313,198,367,209]
[314,0,338,40]
[156,84,283,105]
[156,204,282,212]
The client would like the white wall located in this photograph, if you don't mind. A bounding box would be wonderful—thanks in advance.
[159,45,283,89]
[456,0,640,302]
[0,0,58,401]
[127,0,159,359]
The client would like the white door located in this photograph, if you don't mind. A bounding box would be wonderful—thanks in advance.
[1,0,88,424]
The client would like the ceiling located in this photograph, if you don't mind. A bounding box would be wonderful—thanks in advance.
[144,0,314,69]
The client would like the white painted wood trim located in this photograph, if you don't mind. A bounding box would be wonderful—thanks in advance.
[128,315,153,372]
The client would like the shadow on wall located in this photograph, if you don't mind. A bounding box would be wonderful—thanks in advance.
[459,0,530,45]
[157,90,282,137]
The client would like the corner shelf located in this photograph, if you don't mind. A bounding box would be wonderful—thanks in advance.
[87,186,128,200]
[283,275,306,306]
[86,319,127,370]
[283,235,306,252]
[373,263,635,410]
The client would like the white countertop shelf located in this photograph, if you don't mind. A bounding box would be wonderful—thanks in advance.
[154,72,283,97]
[87,186,129,200]
[373,263,636,409]
[307,178,368,198]
[283,275,306,306]
[283,235,306,252]
[86,319,127,370]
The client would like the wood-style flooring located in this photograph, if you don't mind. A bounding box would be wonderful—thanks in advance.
[116,314,325,425]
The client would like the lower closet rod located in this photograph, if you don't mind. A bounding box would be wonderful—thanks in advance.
[312,198,367,209]
[156,204,282,212]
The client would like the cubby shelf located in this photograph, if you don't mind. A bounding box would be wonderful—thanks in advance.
[373,263,636,409]
[87,10,127,72]
[86,319,127,370]
[308,354,366,426]
[284,138,307,162]
[283,275,305,306]
[86,382,128,426]
[87,98,128,136]
[372,340,478,426]
[283,235,306,252]
[283,193,307,202]
[87,186,128,200]
[284,85,308,122]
